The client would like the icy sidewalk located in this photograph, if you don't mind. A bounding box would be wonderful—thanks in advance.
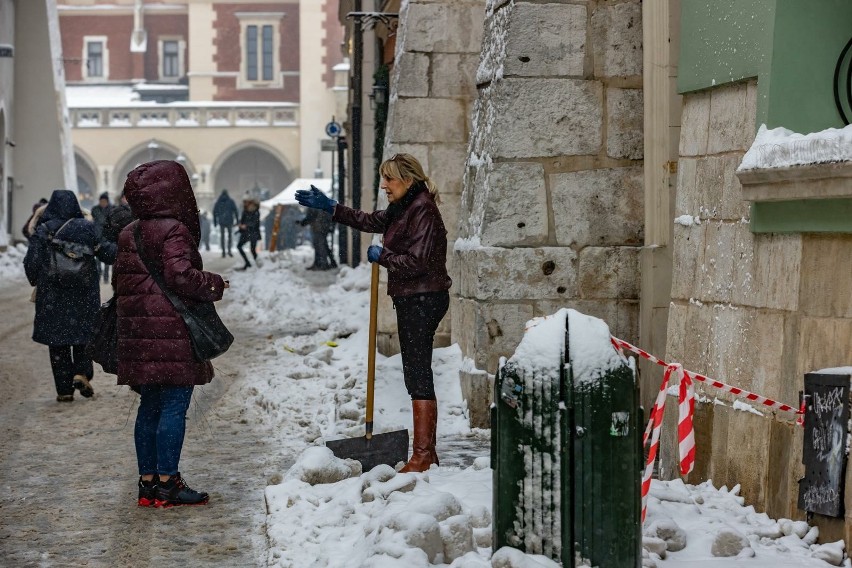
[217,249,845,568]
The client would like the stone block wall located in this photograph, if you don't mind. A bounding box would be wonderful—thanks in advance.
[377,0,486,356]
[666,79,852,540]
[454,0,645,426]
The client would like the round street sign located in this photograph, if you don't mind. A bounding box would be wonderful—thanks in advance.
[325,121,342,138]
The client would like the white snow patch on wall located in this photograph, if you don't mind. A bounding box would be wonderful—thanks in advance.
[739,123,852,171]
[674,214,701,226]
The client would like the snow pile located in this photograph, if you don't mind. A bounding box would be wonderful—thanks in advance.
[567,309,626,386]
[739,124,852,171]
[0,243,28,282]
[265,449,493,567]
[646,478,848,567]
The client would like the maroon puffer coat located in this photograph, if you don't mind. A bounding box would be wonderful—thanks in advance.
[115,160,226,387]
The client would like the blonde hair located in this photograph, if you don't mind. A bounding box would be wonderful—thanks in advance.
[380,153,440,204]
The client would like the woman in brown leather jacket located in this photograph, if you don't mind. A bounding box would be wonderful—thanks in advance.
[296,153,452,472]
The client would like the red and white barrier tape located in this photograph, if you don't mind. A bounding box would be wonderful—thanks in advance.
[609,336,804,522]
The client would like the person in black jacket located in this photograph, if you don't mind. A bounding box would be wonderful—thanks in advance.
[212,189,239,257]
[236,198,261,270]
[91,192,113,283]
[298,207,335,270]
[97,192,135,269]
[24,190,112,401]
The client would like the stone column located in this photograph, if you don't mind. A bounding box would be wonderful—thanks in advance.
[455,0,645,428]
[378,0,487,356]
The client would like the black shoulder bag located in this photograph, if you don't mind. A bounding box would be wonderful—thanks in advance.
[87,296,119,374]
[133,224,233,362]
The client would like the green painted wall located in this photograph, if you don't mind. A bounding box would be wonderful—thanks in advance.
[679,0,852,133]
[751,199,852,234]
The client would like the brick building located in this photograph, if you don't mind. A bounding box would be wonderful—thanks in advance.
[55,0,346,219]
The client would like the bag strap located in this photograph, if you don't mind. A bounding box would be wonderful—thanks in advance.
[50,219,74,241]
[133,223,190,316]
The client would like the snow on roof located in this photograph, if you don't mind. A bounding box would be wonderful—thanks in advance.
[738,123,852,171]
[64,85,299,109]
[260,178,332,212]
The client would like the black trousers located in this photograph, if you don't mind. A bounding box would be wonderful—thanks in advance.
[48,344,93,396]
[311,229,331,268]
[393,291,450,400]
[219,226,233,255]
[237,233,258,266]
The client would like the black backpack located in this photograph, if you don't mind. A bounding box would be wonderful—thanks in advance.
[44,220,97,288]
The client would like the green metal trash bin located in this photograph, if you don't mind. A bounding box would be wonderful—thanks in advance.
[492,308,642,567]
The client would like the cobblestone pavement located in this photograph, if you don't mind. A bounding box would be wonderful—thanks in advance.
[0,257,282,567]
[0,254,491,567]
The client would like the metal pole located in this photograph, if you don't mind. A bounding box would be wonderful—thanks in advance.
[337,135,349,265]
[350,0,363,267]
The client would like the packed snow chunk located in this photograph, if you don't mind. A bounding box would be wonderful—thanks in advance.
[284,446,356,485]
[449,551,491,567]
[739,123,852,171]
[642,536,667,558]
[362,473,417,503]
[385,512,443,563]
[779,519,811,539]
[473,527,492,548]
[363,463,397,486]
[468,504,492,529]
[711,527,750,557]
[737,547,756,559]
[812,540,846,566]
[440,514,476,563]
[473,457,491,470]
[752,522,783,539]
[404,491,463,522]
[645,519,687,552]
[674,214,701,227]
[491,547,561,568]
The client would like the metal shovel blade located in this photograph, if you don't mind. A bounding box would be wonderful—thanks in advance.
[326,429,409,472]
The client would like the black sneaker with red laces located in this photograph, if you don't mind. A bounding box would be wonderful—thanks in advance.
[153,474,209,508]
[138,477,157,507]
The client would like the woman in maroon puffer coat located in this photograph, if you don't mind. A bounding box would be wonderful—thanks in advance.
[116,160,229,508]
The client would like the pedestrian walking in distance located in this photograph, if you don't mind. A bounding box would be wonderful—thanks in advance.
[91,192,114,284]
[296,153,452,472]
[199,210,212,251]
[212,189,239,258]
[116,160,229,507]
[24,189,110,401]
[236,197,261,270]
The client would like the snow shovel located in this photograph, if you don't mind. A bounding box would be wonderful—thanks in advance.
[326,262,409,471]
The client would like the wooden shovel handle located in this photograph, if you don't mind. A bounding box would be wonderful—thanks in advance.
[365,262,379,438]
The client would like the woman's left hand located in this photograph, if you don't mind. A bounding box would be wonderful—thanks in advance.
[367,245,383,263]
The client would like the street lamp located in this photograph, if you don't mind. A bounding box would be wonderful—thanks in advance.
[147,139,159,161]
[368,83,387,110]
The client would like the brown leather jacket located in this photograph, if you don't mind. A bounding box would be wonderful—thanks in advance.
[332,185,452,297]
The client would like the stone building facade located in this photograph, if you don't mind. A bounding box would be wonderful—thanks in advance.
[454,0,645,427]
[377,0,486,356]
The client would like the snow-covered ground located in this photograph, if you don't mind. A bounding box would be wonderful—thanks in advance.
[0,243,845,567]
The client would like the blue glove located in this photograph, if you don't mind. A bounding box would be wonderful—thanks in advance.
[367,245,383,263]
[295,185,337,213]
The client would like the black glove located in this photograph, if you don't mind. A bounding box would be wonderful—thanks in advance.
[295,185,337,213]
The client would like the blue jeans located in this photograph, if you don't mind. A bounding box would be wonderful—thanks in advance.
[134,385,194,476]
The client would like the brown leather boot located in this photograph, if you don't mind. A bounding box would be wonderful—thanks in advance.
[400,399,438,473]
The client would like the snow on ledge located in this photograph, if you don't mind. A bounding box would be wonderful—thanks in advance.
[738,123,852,171]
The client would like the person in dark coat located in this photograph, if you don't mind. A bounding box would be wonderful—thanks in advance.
[116,160,229,508]
[24,189,110,401]
[236,198,261,270]
[298,207,335,270]
[91,192,113,283]
[296,153,451,472]
[22,198,48,240]
[98,192,135,267]
[212,189,239,258]
[199,210,211,251]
